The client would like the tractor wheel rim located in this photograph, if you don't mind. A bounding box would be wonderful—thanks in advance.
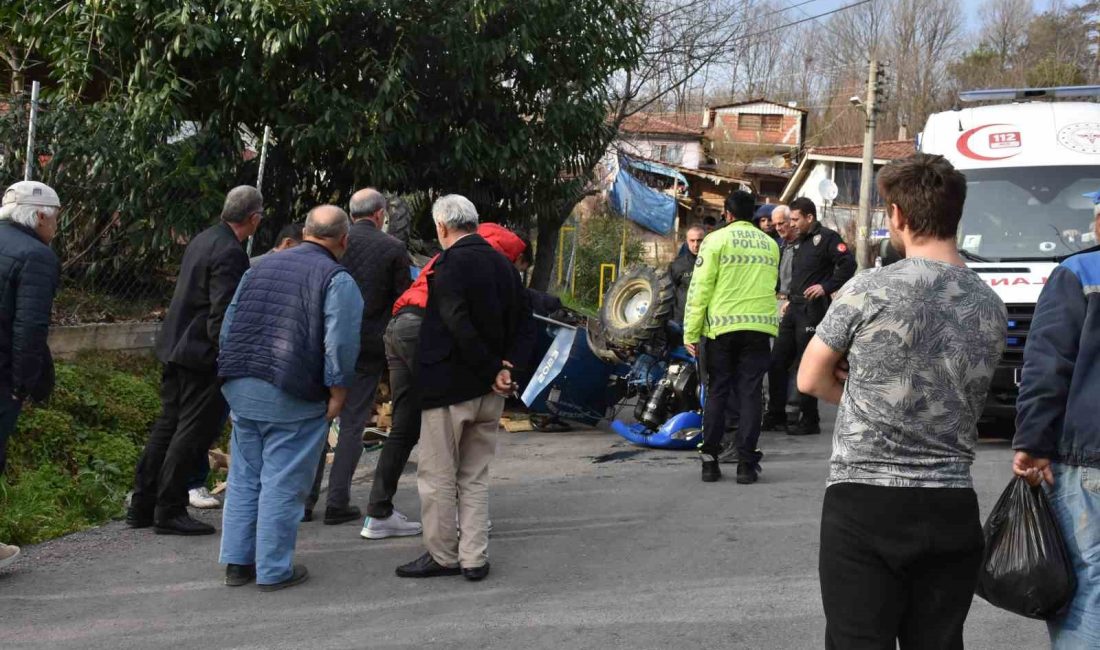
[622,288,651,325]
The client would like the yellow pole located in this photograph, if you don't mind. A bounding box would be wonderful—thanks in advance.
[598,263,617,308]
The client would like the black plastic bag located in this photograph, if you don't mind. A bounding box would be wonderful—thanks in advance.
[976,476,1077,620]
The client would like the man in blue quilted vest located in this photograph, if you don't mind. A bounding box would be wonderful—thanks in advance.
[217,205,364,591]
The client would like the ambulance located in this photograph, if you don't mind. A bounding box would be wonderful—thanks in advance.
[918,86,1100,426]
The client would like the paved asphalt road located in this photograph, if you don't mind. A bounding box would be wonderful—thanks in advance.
[1,408,1047,649]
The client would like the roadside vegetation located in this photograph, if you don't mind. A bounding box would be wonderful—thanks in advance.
[0,352,223,545]
[562,211,645,313]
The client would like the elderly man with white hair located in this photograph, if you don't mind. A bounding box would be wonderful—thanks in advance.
[0,180,62,570]
[395,194,531,582]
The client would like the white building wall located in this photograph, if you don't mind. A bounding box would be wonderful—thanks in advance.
[713,102,803,118]
[618,136,702,169]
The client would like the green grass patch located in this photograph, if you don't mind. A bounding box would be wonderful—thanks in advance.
[0,351,162,545]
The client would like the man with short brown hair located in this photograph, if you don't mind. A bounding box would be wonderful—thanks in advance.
[799,153,1006,648]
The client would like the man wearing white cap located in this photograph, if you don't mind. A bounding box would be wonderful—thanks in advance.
[0,180,62,570]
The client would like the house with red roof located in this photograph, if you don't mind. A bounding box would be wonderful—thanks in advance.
[616,112,705,169]
[780,139,917,238]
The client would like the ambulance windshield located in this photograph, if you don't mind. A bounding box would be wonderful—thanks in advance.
[957,166,1099,261]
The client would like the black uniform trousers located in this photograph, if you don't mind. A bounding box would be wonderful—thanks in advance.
[767,298,828,424]
[700,331,771,460]
[132,363,228,521]
[820,482,983,650]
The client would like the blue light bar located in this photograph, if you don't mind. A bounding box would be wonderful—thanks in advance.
[959,86,1100,103]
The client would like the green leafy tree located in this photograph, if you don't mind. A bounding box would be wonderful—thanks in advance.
[2,1,644,289]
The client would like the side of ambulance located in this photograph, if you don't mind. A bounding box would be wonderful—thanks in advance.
[918,92,1100,426]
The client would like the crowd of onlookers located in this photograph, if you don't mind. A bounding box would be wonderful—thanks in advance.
[1,156,1099,645]
[0,182,534,589]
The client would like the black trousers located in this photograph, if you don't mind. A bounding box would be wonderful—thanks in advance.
[700,331,771,459]
[767,299,828,424]
[366,312,423,519]
[820,483,984,650]
[132,363,227,521]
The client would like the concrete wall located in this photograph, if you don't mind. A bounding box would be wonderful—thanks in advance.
[49,322,161,359]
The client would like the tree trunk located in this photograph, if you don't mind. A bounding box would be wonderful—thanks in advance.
[530,211,569,291]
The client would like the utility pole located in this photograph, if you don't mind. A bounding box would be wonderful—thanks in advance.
[856,57,879,270]
[23,81,40,182]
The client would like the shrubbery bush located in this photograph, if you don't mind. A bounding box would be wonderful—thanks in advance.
[566,210,645,310]
[0,351,161,545]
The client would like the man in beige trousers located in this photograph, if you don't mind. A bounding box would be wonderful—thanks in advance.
[395,195,531,581]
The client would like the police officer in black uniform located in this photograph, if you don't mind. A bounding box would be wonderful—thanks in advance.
[762,197,856,435]
[668,225,706,340]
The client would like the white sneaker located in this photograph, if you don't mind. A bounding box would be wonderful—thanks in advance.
[360,509,423,539]
[189,487,221,509]
[0,544,20,570]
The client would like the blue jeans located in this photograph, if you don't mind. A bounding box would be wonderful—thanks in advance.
[1047,463,1100,649]
[218,412,328,585]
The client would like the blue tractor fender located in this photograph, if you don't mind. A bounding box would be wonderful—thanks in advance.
[611,410,702,450]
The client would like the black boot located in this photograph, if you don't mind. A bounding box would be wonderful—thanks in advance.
[701,454,721,482]
[126,506,154,529]
[396,552,462,578]
[736,461,759,484]
[761,412,787,432]
[154,513,216,536]
[463,563,491,581]
[258,565,309,592]
[225,563,256,587]
[323,505,361,525]
[788,419,821,436]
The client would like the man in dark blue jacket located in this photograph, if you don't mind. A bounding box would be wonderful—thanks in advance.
[1013,199,1100,647]
[218,205,363,591]
[0,181,62,571]
[307,187,411,526]
[396,195,531,582]
[128,186,259,536]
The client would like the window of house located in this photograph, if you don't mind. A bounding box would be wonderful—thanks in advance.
[738,114,762,130]
[833,162,883,206]
[736,113,782,132]
[655,144,683,165]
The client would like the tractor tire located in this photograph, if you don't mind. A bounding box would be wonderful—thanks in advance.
[598,266,674,349]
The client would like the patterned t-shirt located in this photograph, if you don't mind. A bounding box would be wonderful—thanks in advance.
[815,258,1007,488]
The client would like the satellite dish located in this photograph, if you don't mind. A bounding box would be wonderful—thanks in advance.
[769,155,786,168]
[818,178,839,202]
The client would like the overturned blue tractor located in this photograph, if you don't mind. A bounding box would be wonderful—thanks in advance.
[522,266,704,450]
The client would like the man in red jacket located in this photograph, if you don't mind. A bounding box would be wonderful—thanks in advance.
[360,222,526,540]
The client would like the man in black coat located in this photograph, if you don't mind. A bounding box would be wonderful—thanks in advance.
[669,225,705,336]
[763,197,855,436]
[0,181,62,570]
[307,187,410,525]
[128,185,260,536]
[396,194,531,582]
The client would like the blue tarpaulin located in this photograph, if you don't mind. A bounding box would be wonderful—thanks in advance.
[609,158,677,235]
[626,158,691,188]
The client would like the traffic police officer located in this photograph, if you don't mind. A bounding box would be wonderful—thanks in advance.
[763,196,855,435]
[684,191,779,485]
